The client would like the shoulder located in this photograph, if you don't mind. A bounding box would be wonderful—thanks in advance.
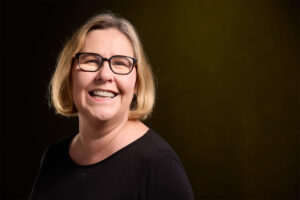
[41,135,73,167]
[30,135,74,197]
[137,129,182,163]
[146,155,194,199]
[138,129,194,199]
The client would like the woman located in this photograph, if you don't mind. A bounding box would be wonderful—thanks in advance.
[30,12,194,199]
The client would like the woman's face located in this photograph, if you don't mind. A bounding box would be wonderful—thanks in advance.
[72,28,136,123]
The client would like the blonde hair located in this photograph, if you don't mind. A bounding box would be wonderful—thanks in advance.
[50,13,155,120]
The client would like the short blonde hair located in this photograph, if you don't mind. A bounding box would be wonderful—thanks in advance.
[50,13,155,120]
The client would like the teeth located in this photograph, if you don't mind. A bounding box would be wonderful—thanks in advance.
[92,90,116,98]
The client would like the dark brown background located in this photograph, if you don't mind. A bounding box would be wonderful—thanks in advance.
[1,0,299,199]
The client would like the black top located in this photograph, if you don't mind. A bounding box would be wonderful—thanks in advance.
[29,129,194,200]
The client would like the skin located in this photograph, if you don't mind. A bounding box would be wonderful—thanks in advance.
[69,28,148,166]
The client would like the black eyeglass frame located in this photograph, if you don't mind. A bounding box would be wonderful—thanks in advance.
[75,52,138,75]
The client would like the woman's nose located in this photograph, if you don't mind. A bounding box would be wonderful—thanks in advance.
[95,60,113,82]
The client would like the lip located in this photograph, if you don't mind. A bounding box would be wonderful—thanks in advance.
[87,88,119,102]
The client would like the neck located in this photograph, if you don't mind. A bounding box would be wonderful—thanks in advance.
[78,113,128,140]
[76,113,128,156]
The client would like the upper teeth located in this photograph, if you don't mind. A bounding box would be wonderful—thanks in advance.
[92,90,116,98]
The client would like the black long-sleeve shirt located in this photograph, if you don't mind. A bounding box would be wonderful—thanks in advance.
[29,128,194,200]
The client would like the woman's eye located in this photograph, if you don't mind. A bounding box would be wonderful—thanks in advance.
[112,59,131,67]
[114,61,127,66]
[85,60,99,64]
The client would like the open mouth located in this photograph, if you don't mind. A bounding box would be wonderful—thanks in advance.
[89,89,118,99]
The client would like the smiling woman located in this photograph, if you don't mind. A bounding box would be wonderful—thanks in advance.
[29,12,194,200]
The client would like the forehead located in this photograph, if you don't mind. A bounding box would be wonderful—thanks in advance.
[81,28,134,57]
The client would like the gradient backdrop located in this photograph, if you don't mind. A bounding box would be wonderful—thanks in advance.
[1,0,299,199]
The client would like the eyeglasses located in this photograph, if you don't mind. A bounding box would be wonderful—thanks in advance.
[75,52,137,75]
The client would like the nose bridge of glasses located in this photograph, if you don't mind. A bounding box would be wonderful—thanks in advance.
[98,57,113,75]
[100,57,111,67]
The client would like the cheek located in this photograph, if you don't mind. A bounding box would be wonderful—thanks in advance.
[72,71,91,101]
[124,74,137,95]
[116,75,136,102]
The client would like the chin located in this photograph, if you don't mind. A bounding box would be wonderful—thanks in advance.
[92,111,116,122]
[99,115,116,122]
[93,109,126,122]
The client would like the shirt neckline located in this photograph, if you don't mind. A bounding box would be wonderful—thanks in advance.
[65,128,152,169]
